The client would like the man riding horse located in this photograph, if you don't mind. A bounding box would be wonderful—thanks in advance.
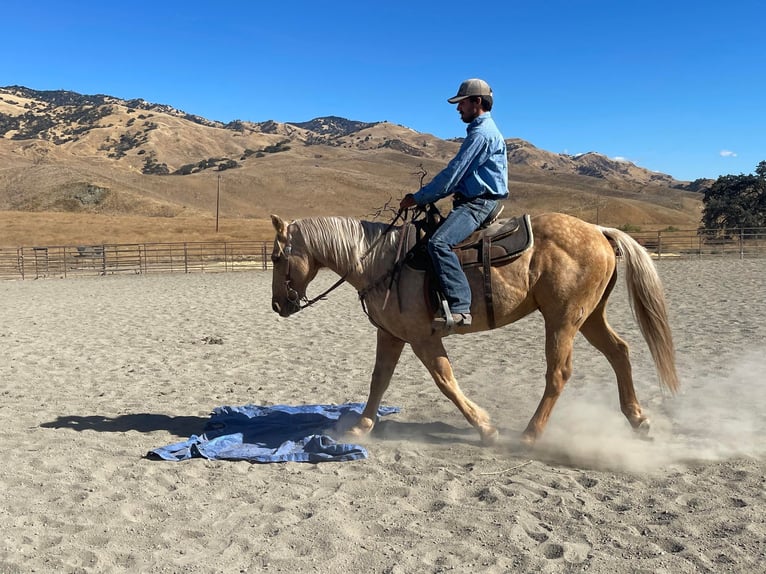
[400,78,508,332]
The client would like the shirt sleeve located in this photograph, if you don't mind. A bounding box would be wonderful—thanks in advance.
[412,130,489,205]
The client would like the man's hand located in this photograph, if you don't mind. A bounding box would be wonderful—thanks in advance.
[399,194,417,210]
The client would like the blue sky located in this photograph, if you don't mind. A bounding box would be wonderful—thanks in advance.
[3,0,764,181]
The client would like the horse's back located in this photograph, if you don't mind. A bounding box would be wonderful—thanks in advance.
[530,212,604,240]
[528,213,615,262]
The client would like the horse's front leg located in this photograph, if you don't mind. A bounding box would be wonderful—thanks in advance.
[411,338,499,445]
[346,328,405,439]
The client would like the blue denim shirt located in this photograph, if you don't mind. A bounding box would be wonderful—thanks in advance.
[413,112,508,205]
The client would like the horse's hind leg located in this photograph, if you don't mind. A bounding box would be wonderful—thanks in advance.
[522,320,578,445]
[411,339,498,445]
[347,329,405,439]
[579,305,648,431]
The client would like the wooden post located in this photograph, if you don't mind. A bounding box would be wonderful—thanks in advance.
[18,247,25,280]
[216,175,221,233]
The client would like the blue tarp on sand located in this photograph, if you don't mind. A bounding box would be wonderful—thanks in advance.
[148,403,400,463]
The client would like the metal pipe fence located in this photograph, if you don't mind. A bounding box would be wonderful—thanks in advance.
[628,227,766,259]
[0,241,272,280]
[1,227,765,281]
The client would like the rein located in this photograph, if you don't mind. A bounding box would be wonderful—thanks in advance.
[283,208,408,311]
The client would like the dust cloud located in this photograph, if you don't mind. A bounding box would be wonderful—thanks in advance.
[523,351,766,473]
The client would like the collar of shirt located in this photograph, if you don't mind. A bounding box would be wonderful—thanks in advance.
[466,112,492,133]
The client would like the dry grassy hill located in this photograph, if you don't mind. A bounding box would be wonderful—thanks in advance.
[0,86,709,246]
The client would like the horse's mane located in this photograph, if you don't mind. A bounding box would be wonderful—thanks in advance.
[293,216,400,276]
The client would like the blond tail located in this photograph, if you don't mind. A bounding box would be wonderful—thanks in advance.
[599,227,680,394]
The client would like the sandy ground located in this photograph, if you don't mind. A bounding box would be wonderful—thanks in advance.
[1,258,764,573]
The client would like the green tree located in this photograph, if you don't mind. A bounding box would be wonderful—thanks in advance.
[701,161,766,231]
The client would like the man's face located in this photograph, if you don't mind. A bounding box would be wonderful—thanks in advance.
[457,97,482,123]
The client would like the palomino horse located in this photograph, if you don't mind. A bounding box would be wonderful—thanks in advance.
[270,212,679,445]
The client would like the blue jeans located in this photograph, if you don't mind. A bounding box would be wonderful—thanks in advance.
[427,197,498,314]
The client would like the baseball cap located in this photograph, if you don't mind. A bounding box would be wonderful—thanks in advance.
[447,78,493,103]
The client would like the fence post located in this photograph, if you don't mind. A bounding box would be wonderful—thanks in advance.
[18,247,25,280]
[740,228,744,259]
[184,243,189,274]
[657,231,662,259]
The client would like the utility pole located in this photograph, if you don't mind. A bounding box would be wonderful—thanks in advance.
[216,174,221,232]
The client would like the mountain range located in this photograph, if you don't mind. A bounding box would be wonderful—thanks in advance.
[0,85,710,242]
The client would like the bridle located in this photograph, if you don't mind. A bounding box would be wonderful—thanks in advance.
[276,239,350,312]
[276,242,304,311]
[275,209,408,313]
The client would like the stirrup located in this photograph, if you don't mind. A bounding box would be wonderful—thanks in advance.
[439,298,453,330]
[431,313,472,332]
[432,298,472,332]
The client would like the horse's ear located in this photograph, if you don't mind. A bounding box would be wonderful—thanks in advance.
[271,214,287,235]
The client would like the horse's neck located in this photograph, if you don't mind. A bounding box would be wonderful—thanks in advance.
[306,218,399,289]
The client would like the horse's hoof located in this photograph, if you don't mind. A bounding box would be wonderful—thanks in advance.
[519,431,536,448]
[343,419,374,440]
[342,428,371,444]
[344,427,362,439]
[634,418,654,441]
[480,427,499,446]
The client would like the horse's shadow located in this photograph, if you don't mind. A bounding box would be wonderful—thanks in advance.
[371,419,506,446]
[38,409,536,455]
[39,412,495,446]
[39,413,208,438]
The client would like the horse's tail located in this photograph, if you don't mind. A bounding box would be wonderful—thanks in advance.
[599,226,680,394]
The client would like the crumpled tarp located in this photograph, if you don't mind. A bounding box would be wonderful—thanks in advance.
[148,403,399,463]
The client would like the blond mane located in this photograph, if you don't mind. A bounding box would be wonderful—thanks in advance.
[292,216,400,278]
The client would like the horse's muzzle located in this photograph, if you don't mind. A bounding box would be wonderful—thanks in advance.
[272,299,299,317]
